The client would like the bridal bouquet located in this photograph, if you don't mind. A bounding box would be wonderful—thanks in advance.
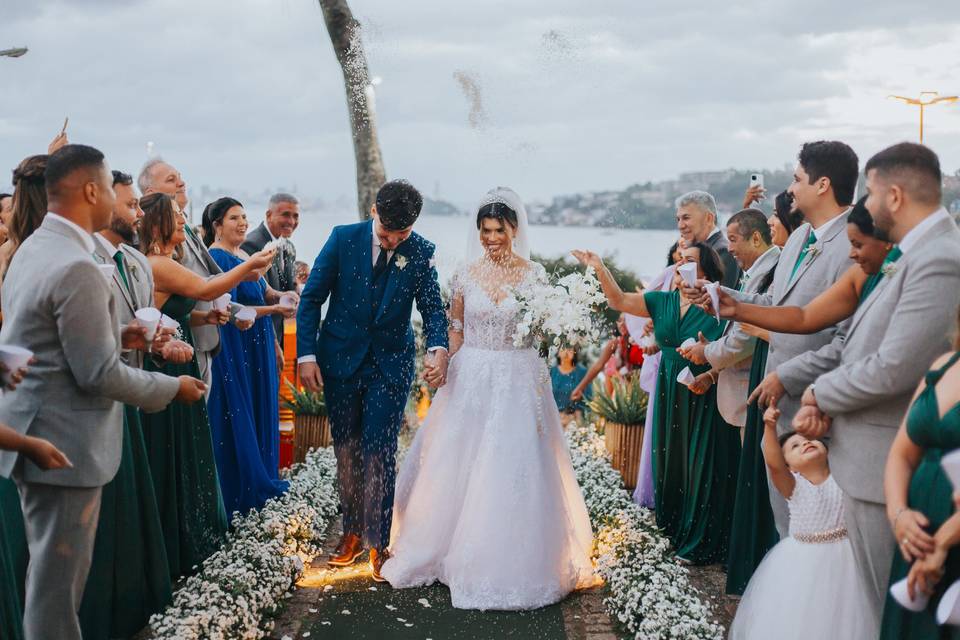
[512,267,607,359]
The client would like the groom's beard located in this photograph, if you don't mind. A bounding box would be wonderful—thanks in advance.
[110,218,138,246]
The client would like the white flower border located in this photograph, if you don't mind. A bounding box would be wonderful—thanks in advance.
[149,447,340,640]
[567,422,724,640]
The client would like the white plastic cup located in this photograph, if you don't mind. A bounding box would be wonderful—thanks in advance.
[942,449,960,490]
[134,307,162,342]
[235,306,256,323]
[97,264,116,282]
[676,366,696,386]
[279,293,298,309]
[0,345,34,385]
[680,338,697,349]
[705,281,721,321]
[936,578,960,624]
[213,293,231,312]
[890,577,929,613]
[678,262,698,287]
[160,314,180,331]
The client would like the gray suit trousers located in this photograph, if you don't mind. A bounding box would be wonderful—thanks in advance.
[843,492,895,626]
[14,468,102,640]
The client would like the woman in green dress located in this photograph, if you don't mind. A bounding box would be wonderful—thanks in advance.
[574,242,741,564]
[78,406,173,639]
[881,336,960,638]
[137,193,274,578]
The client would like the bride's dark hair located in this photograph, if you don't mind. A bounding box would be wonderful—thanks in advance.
[476,202,518,230]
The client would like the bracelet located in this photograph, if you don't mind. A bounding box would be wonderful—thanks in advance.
[892,506,908,528]
[708,370,718,384]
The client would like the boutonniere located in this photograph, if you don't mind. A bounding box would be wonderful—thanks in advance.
[128,261,140,280]
[881,262,898,277]
[395,255,408,270]
[808,245,822,259]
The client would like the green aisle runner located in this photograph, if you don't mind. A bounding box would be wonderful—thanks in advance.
[303,568,567,640]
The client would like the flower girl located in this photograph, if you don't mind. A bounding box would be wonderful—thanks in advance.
[729,406,876,639]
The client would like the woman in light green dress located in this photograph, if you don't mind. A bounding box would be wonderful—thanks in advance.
[574,242,741,564]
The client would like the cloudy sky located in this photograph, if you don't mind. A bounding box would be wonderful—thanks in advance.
[2,0,959,211]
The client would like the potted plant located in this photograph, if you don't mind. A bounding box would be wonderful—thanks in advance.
[282,381,330,463]
[588,374,648,490]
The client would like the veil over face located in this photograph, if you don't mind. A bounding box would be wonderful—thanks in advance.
[465,186,531,262]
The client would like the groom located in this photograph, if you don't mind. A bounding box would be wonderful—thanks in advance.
[297,180,449,581]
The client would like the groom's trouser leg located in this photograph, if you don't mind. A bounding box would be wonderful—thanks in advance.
[358,367,407,550]
[14,471,102,640]
[325,375,365,539]
[843,492,894,629]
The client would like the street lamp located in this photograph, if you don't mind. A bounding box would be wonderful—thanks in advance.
[0,47,28,58]
[888,91,959,145]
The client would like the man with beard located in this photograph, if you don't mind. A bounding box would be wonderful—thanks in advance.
[791,143,960,623]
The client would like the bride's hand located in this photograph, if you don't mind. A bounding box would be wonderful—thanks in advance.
[571,250,604,271]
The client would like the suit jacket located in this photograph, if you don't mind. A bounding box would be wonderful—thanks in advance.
[179,226,223,354]
[705,245,780,426]
[297,220,448,386]
[0,216,180,487]
[728,211,854,431]
[242,222,297,344]
[814,212,960,504]
[705,229,742,290]
[93,235,155,370]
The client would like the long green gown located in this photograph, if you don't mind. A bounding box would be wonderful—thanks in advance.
[79,405,173,639]
[645,290,741,565]
[724,338,779,594]
[0,477,25,640]
[880,351,960,639]
[140,294,228,578]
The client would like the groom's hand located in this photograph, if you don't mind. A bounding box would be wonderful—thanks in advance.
[299,361,323,393]
[424,349,448,388]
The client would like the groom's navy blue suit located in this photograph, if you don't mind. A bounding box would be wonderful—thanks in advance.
[297,220,448,548]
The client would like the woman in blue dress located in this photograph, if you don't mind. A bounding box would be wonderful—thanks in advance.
[202,197,291,518]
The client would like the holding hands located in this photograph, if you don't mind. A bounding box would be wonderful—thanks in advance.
[424,349,449,388]
[793,386,831,439]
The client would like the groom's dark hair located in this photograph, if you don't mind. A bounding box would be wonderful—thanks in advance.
[376,180,423,230]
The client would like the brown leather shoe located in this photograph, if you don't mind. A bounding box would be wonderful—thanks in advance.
[370,547,390,582]
[328,533,363,567]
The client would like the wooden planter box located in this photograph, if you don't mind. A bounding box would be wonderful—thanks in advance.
[604,420,645,490]
[293,414,331,463]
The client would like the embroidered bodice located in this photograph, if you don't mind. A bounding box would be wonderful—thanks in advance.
[788,473,846,541]
[452,262,546,352]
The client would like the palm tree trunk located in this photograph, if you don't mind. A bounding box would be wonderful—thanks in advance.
[317,0,386,220]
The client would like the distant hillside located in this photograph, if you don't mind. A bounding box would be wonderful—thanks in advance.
[529,168,796,230]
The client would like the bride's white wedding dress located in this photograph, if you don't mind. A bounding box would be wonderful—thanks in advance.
[381,261,596,610]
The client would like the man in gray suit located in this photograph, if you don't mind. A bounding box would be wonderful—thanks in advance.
[0,145,205,640]
[675,190,742,289]
[241,192,300,352]
[690,141,860,534]
[681,208,780,428]
[793,143,960,621]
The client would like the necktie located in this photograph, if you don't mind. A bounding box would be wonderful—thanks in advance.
[372,246,389,281]
[113,250,130,291]
[789,230,817,282]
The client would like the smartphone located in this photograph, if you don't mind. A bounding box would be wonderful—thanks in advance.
[749,173,764,190]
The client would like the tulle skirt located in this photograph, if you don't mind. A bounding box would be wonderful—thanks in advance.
[729,535,878,639]
[381,346,596,611]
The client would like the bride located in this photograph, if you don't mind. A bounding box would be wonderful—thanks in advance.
[380,187,596,610]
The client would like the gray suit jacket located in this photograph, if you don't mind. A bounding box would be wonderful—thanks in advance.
[179,226,223,354]
[0,216,180,487]
[728,211,854,430]
[242,222,297,344]
[815,212,960,504]
[93,235,155,370]
[705,245,780,426]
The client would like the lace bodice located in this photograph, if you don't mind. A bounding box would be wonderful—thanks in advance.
[788,474,846,539]
[452,262,546,352]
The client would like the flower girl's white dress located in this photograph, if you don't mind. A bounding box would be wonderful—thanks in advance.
[729,473,877,639]
[381,263,595,610]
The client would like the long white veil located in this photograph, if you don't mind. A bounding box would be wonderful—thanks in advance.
[465,186,531,262]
